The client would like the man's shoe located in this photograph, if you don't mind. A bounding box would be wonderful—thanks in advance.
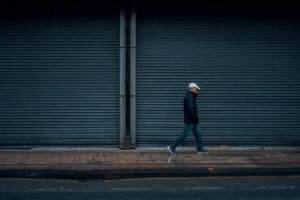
[197,148,208,155]
[167,145,176,155]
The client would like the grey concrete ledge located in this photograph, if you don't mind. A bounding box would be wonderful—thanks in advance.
[0,148,298,180]
[0,146,299,152]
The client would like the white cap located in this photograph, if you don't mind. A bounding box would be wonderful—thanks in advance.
[188,82,201,90]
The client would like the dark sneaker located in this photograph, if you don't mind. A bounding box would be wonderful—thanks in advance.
[197,148,208,155]
[167,145,176,155]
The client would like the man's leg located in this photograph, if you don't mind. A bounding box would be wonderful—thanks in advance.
[170,124,193,151]
[192,123,205,152]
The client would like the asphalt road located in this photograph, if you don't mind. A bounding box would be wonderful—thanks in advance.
[0,176,299,200]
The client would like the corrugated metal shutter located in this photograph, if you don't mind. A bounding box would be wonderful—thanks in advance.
[136,4,300,147]
[0,1,119,147]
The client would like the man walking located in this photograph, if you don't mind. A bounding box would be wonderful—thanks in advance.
[167,83,208,155]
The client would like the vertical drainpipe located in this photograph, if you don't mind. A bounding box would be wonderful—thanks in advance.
[130,0,136,148]
[119,1,126,149]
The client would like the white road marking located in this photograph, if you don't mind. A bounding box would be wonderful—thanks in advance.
[112,187,151,191]
[112,186,224,192]
[256,186,296,190]
[184,187,223,190]
[36,187,73,191]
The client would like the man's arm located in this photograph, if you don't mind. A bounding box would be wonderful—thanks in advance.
[186,94,198,122]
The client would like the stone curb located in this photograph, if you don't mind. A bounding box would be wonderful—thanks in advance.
[0,167,299,180]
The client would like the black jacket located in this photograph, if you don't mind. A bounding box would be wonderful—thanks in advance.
[184,91,199,124]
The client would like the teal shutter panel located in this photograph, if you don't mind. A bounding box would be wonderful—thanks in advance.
[136,4,300,147]
[0,1,120,147]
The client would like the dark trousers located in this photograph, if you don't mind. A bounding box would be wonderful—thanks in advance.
[170,123,204,151]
